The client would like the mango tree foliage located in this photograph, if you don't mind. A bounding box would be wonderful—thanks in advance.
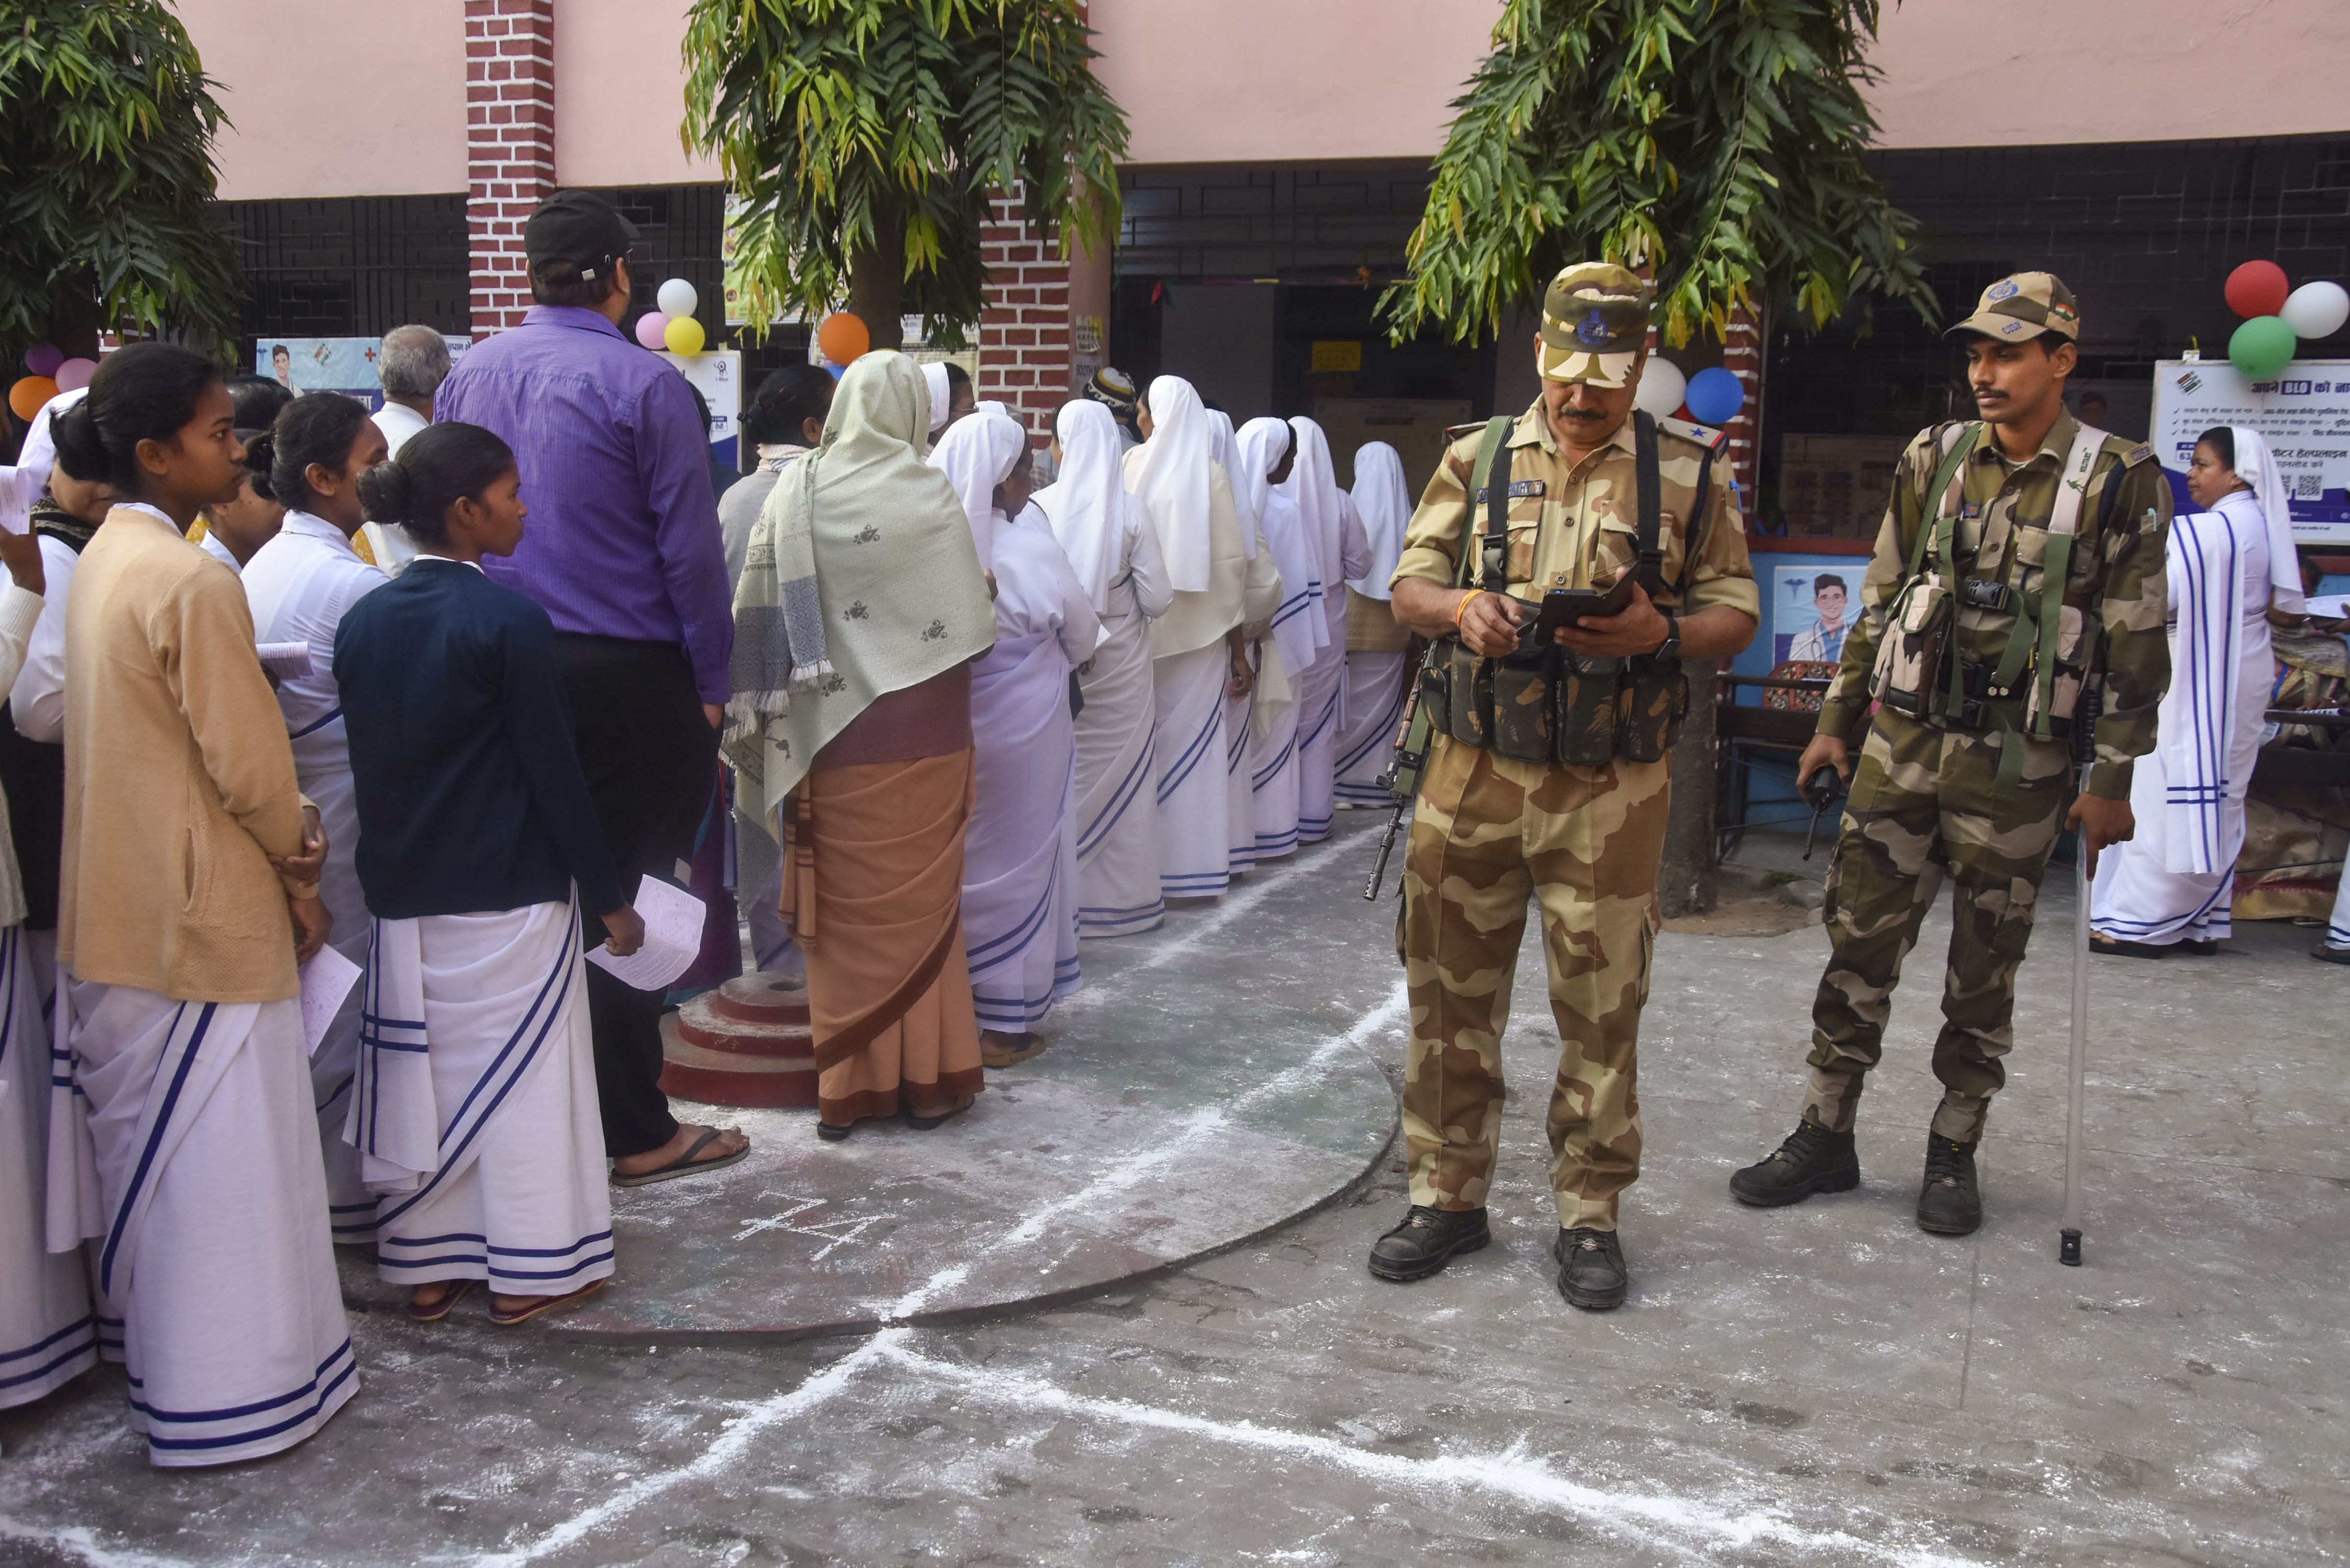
[1384,0,1933,348]
[0,0,242,357]
[683,0,1128,351]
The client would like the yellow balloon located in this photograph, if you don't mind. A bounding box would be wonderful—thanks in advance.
[663,315,706,356]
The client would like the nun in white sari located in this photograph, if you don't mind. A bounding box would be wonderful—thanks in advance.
[1283,419,1373,843]
[2092,425,2303,955]
[1208,410,1266,878]
[934,410,1101,1058]
[1334,442,1414,806]
[1237,418,1318,861]
[1035,401,1172,938]
[1127,379,1281,900]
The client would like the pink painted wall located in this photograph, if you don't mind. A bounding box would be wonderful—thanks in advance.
[179,0,468,200]
[181,0,2350,199]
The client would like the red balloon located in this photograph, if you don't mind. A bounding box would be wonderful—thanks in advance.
[2225,260,2290,320]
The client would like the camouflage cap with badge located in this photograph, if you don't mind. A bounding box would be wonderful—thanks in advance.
[1944,271,2080,345]
[1538,262,1653,389]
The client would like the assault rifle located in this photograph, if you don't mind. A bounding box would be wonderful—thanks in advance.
[1363,647,1433,901]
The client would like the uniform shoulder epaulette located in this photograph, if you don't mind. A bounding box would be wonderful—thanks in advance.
[1443,421,1487,441]
[2122,442,2157,467]
[1657,415,1727,452]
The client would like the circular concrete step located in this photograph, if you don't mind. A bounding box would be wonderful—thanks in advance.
[659,970,816,1107]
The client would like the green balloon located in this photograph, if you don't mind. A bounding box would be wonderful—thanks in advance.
[2229,315,2297,380]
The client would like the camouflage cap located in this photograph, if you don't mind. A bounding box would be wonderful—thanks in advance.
[1538,262,1653,388]
[1945,272,2080,345]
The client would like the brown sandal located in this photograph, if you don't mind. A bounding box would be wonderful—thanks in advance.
[406,1278,478,1323]
[488,1277,606,1327]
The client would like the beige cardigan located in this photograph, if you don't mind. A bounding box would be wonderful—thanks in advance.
[58,506,317,1002]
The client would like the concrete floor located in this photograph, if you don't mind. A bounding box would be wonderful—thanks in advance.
[4,814,2347,1567]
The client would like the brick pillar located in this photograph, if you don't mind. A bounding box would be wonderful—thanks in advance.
[1720,305,1763,505]
[977,190,1075,446]
[466,0,556,338]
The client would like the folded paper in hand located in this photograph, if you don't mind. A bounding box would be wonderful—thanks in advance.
[585,875,705,992]
[258,641,314,679]
[300,946,363,1059]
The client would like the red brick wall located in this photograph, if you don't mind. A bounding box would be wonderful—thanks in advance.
[1719,308,1762,506]
[466,0,556,338]
[977,192,1075,447]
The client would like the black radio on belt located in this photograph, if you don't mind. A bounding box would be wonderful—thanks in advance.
[1957,578,2013,612]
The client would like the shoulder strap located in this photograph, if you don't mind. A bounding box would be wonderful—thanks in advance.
[1904,421,1977,582]
[1634,411,1664,594]
[1458,415,1514,591]
[1675,442,1719,598]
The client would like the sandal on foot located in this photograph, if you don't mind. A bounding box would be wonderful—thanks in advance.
[488,1278,606,1327]
[906,1100,971,1131]
[816,1121,853,1142]
[406,1278,478,1324]
[611,1126,748,1188]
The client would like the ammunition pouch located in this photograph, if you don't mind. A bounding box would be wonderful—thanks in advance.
[1867,573,1954,720]
[1427,639,1685,766]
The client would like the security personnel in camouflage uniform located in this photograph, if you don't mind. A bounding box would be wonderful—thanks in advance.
[1370,263,1759,1311]
[1730,273,2170,1235]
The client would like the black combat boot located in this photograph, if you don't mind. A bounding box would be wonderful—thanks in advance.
[1366,1204,1489,1281]
[1727,1115,1860,1207]
[1916,1135,1982,1236]
[1554,1227,1627,1311]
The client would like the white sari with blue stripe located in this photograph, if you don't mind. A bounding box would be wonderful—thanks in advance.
[1,926,96,1409]
[46,981,354,1466]
[354,898,612,1299]
[2091,491,2275,947]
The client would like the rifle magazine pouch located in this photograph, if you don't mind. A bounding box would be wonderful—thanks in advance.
[2025,603,2088,737]
[1488,653,1556,762]
[1553,654,1623,766]
[1417,654,1452,743]
[1442,639,1493,749]
[1615,656,1689,764]
[1868,576,1952,719]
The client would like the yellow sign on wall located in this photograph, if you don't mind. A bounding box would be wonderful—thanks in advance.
[1310,340,1363,374]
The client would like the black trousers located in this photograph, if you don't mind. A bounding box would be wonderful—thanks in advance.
[554,634,720,1158]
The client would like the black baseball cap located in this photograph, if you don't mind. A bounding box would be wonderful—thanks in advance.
[524,190,638,282]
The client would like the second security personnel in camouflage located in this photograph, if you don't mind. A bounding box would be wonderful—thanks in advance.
[1371,263,1760,1311]
[1729,271,2171,1236]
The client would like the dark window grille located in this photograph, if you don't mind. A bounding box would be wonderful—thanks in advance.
[218,195,470,348]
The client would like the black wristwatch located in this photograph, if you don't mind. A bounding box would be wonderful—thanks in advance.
[1656,611,1682,662]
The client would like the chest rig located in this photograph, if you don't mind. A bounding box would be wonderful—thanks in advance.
[1868,421,2119,793]
[1416,411,1712,768]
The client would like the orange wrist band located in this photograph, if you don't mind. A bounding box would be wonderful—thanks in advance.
[1453,589,1480,628]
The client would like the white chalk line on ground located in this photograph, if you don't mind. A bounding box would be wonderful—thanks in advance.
[467,972,1413,1568]
[0,1513,194,1568]
[877,1341,1984,1568]
[1056,826,1350,997]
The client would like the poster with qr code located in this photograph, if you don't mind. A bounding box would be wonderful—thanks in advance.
[2152,358,2350,544]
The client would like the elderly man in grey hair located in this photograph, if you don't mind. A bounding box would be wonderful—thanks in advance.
[367,325,454,570]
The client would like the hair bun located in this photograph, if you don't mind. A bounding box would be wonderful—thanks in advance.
[48,401,106,483]
[238,431,278,501]
[356,458,416,529]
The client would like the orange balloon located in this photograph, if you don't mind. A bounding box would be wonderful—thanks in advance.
[816,312,870,365]
[8,376,58,422]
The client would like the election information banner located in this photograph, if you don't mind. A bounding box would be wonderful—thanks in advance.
[2150,357,2350,544]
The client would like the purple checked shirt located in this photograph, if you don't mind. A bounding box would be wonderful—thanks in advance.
[436,306,733,702]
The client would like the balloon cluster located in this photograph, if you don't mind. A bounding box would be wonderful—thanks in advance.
[9,344,95,422]
[1632,357,1745,427]
[815,312,869,380]
[635,278,708,356]
[2222,260,2348,380]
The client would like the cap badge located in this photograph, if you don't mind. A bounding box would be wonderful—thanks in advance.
[1987,280,2020,302]
[1999,319,2026,335]
[1575,308,1611,346]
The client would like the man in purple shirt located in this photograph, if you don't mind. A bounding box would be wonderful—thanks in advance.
[437,189,747,1185]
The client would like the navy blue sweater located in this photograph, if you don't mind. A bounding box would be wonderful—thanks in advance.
[335,558,624,920]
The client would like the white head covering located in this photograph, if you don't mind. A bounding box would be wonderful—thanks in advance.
[1032,400,1129,614]
[1347,442,1411,603]
[1283,417,1347,587]
[1206,409,1257,560]
[2225,426,2304,613]
[1127,375,1214,593]
[3,385,89,535]
[928,404,1028,561]
[921,362,953,437]
[1240,417,1325,670]
[1233,417,1289,533]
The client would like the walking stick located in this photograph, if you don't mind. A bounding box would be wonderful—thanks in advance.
[2060,689,2100,1267]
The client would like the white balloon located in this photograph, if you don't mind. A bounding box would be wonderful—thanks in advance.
[2281,280,2350,342]
[656,278,700,319]
[1633,358,1687,418]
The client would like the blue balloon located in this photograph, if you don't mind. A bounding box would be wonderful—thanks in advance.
[822,360,846,381]
[1684,366,1745,427]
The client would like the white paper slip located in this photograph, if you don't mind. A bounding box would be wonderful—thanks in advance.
[258,641,314,679]
[586,875,705,992]
[300,945,364,1059]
